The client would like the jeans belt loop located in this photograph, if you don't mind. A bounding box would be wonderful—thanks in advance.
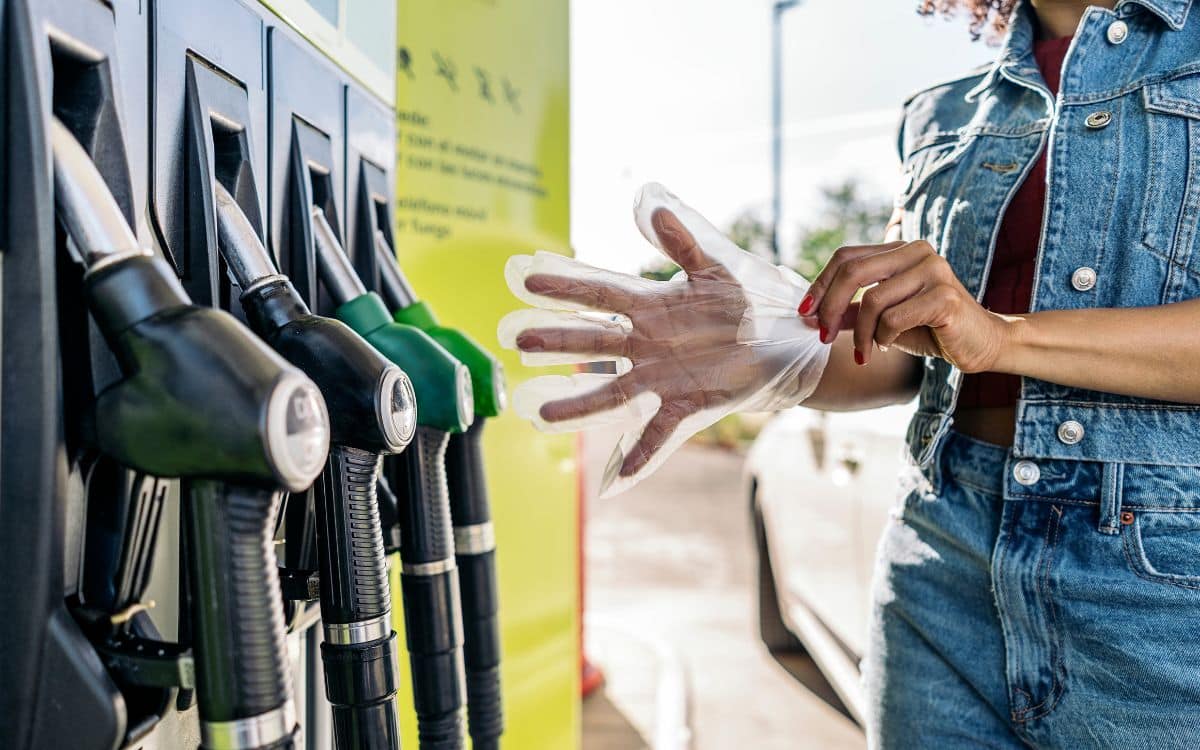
[1098,461,1124,535]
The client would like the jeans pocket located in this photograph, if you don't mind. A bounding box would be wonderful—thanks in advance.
[1122,510,1200,590]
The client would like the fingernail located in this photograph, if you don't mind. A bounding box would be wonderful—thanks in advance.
[798,294,814,315]
[853,348,865,366]
[818,324,829,343]
[517,333,544,352]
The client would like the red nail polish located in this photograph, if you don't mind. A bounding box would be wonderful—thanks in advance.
[798,294,814,315]
[818,324,828,343]
[854,348,865,366]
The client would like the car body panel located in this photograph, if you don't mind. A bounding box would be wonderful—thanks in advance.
[746,404,913,720]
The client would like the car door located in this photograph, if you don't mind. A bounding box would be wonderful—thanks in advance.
[758,410,860,645]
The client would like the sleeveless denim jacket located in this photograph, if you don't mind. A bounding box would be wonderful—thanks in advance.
[899,0,1200,482]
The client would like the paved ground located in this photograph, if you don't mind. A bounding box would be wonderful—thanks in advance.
[581,432,864,750]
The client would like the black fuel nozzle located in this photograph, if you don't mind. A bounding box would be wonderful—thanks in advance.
[52,117,330,750]
[212,181,415,750]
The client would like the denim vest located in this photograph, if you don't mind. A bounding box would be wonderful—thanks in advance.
[900,0,1200,482]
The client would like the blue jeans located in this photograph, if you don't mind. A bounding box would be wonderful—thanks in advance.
[864,431,1200,748]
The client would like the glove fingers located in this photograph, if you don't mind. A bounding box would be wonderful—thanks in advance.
[505,251,651,313]
[597,402,716,499]
[633,184,811,312]
[633,183,747,275]
[513,373,659,433]
[619,399,699,478]
[497,308,633,371]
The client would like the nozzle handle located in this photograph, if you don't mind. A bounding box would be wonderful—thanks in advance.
[388,427,468,747]
[214,182,283,293]
[313,205,368,305]
[50,117,144,269]
[396,427,454,564]
[185,480,299,749]
[373,230,417,310]
[315,445,403,750]
[315,446,391,629]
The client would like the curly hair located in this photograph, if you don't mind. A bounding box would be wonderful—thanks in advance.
[918,0,1019,40]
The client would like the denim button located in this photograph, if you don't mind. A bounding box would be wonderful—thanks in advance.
[1057,420,1085,445]
[1013,460,1041,486]
[1106,20,1129,45]
[1071,266,1097,291]
[1085,111,1112,129]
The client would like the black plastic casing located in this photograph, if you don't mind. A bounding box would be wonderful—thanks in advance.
[86,254,290,487]
[240,278,398,454]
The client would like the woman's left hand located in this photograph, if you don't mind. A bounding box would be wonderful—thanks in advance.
[799,239,1011,372]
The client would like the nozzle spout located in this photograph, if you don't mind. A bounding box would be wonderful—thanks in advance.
[214,182,281,291]
[374,230,418,309]
[50,117,143,269]
[312,205,368,305]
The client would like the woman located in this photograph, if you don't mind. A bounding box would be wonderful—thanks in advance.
[516,0,1200,745]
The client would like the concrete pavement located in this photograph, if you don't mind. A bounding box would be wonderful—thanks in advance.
[581,433,864,750]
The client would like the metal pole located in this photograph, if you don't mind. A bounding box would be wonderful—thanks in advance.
[771,0,801,265]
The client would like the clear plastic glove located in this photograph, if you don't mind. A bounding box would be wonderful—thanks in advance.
[498,183,829,496]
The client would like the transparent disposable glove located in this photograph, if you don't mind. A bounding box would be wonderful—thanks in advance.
[498,183,829,496]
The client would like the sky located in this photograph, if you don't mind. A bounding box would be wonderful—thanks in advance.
[569,0,996,273]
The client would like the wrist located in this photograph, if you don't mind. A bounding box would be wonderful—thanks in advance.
[990,313,1033,375]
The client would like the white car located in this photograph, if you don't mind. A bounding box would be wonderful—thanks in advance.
[743,404,915,726]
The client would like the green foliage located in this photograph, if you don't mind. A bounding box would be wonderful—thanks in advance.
[794,179,892,280]
[639,262,679,281]
[637,178,890,282]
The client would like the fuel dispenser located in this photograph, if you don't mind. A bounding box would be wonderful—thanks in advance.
[312,209,474,750]
[374,242,508,750]
[2,0,546,746]
[52,116,329,749]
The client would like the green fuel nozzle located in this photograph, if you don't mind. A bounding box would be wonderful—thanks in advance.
[313,206,471,749]
[53,118,327,750]
[212,182,413,750]
[372,236,507,750]
[315,209,474,435]
[374,237,505,420]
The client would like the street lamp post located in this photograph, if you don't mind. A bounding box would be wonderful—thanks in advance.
[771,0,801,264]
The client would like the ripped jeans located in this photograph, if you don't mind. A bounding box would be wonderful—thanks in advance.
[863,431,1200,748]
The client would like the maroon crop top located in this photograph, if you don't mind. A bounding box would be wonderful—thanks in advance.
[956,35,1072,410]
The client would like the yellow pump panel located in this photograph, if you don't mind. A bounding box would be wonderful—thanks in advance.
[390,1,578,748]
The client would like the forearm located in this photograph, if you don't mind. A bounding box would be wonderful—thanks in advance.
[994,300,1200,403]
[803,335,921,411]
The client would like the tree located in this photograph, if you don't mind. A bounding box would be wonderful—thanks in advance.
[638,178,890,282]
[793,179,892,280]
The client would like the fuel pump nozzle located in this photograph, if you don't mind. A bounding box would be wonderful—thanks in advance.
[212,183,415,750]
[313,206,473,750]
[374,240,507,750]
[52,118,330,750]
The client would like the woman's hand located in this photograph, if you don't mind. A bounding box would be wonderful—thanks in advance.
[800,239,1011,372]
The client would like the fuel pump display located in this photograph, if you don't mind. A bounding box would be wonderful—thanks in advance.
[312,206,474,749]
[375,241,508,750]
[52,118,330,750]
[212,182,416,750]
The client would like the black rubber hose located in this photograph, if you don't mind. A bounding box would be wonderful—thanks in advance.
[185,480,298,749]
[314,445,402,750]
[445,421,502,748]
[389,426,466,749]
